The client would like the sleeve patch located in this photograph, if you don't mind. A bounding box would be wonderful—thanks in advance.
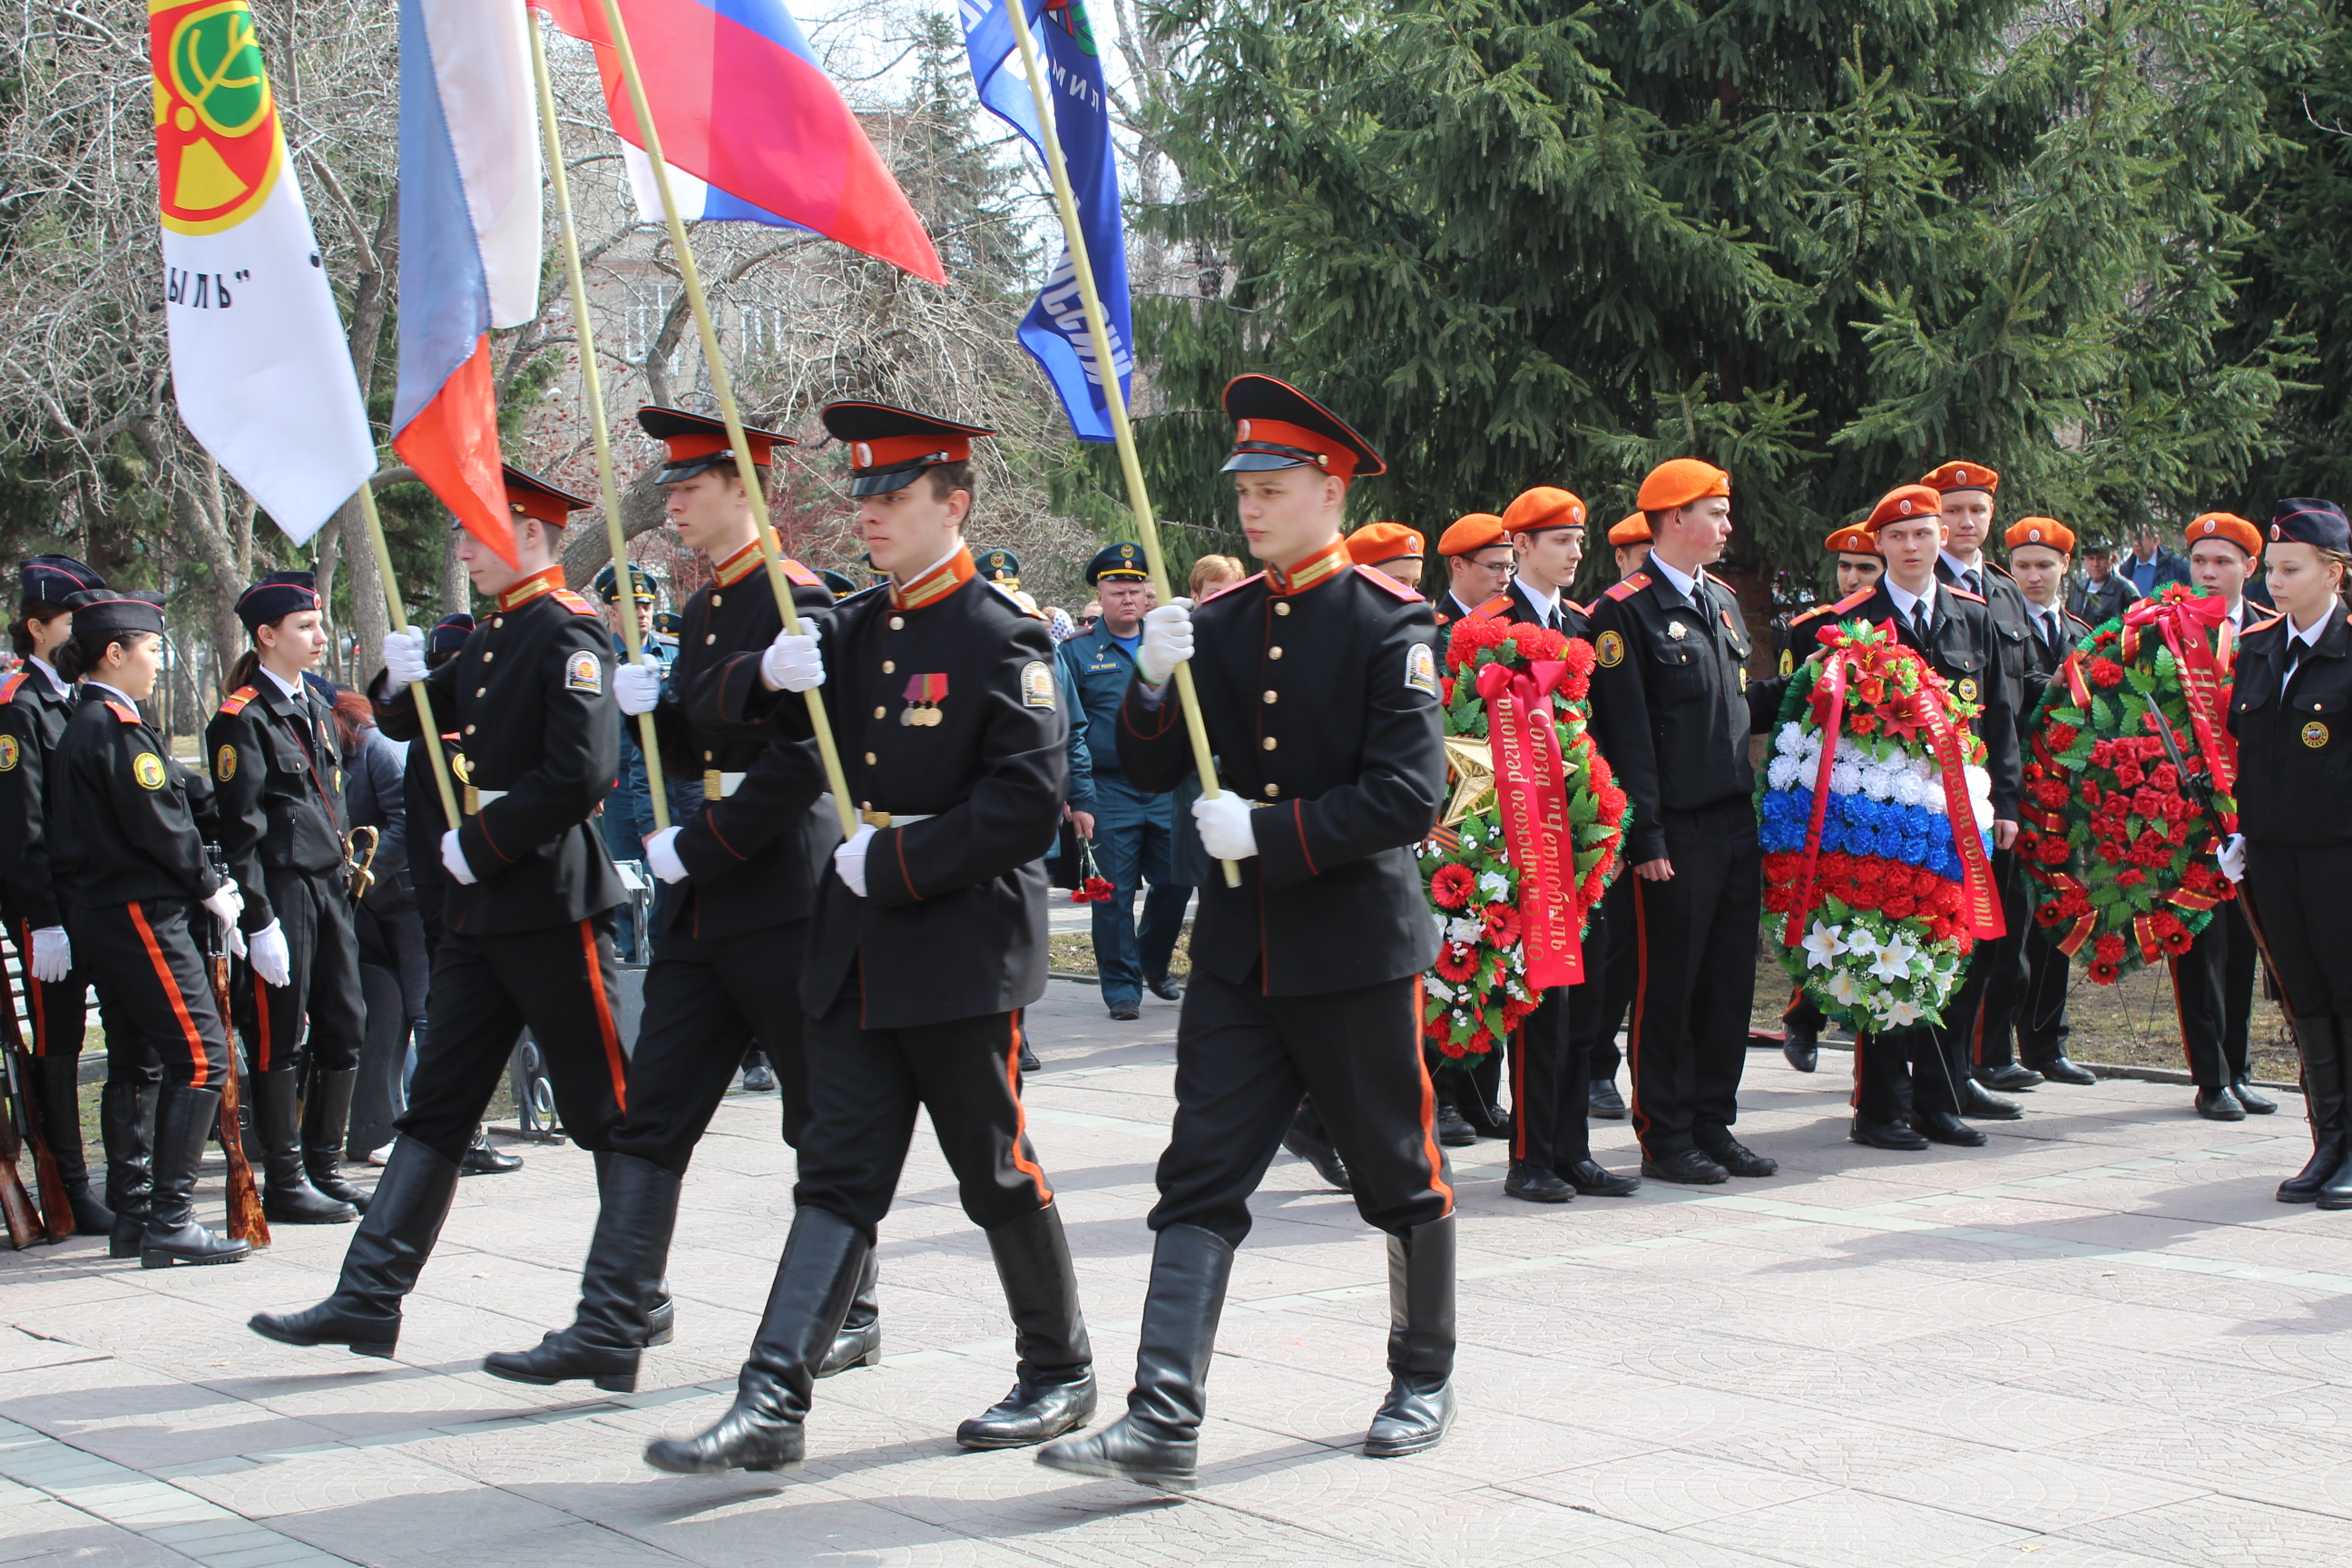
[1405,641,1439,696]
[0,735,19,771]
[565,649,604,694]
[132,751,167,789]
[1595,630,1626,668]
[1021,660,1057,709]
[214,743,237,781]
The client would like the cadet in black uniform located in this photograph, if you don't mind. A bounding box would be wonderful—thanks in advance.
[1038,376,1454,1489]
[2225,499,2352,1206]
[483,407,842,1396]
[206,572,368,1224]
[644,402,1090,1474]
[250,467,628,1357]
[1786,485,2022,1150]
[49,590,253,1267]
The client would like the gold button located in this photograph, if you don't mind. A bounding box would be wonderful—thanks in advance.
[889,616,905,630]
[481,650,493,662]
[705,633,717,644]
[1262,736,1278,750]
[1269,646,1284,660]
[875,706,887,719]
[703,750,713,761]
[475,687,486,698]
[1263,691,1278,703]
[1275,603,1291,616]
[465,724,475,735]
[492,617,503,628]
[865,752,877,766]
[710,594,721,606]
[882,661,895,674]
[1263,782,1280,799]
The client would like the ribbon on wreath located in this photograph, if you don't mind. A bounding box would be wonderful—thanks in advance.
[1475,661,1583,988]
[2122,593,2239,807]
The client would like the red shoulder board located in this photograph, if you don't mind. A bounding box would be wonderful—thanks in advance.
[1469,593,1514,621]
[1351,564,1423,601]
[104,701,141,724]
[1565,598,1592,618]
[0,671,26,703]
[217,685,258,716]
[2244,612,2284,635]
[778,557,823,589]
[1830,587,1874,613]
[1787,603,1834,627]
[550,589,599,616]
[1947,585,1987,604]
[1199,573,1264,604]
[1603,573,1651,603]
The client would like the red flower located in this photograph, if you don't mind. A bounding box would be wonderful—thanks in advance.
[1560,638,1598,677]
[1433,943,1480,984]
[1558,674,1590,702]
[2047,722,2080,751]
[1466,1027,1496,1057]
[2035,902,2064,926]
[1595,784,1628,824]
[2115,868,2146,887]
[1482,902,1522,946]
[1430,863,1477,909]
[1446,616,1508,671]
[2089,658,2124,688]
[1439,1038,1467,1058]
[1850,713,1880,736]
[2093,934,2126,964]
[1510,622,1568,662]
[1439,677,1455,706]
[2089,961,2121,985]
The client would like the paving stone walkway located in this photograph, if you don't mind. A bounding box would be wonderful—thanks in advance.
[5,979,2348,1567]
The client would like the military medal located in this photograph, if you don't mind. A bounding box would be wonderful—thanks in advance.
[1668,620,1687,640]
[902,672,948,727]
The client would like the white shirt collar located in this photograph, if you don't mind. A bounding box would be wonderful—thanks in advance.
[1647,554,1700,601]
[1939,550,1983,585]
[1885,576,1936,623]
[85,679,137,710]
[26,655,65,697]
[257,663,307,704]
[1446,591,1482,620]
[2288,611,2330,649]
[1513,573,1560,621]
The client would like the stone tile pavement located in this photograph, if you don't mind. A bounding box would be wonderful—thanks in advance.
[5,978,2349,1567]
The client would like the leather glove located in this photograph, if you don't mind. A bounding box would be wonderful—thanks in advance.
[28,926,69,985]
[760,624,825,692]
[1137,599,1195,686]
[644,826,689,884]
[2217,832,2247,885]
[1191,790,1259,861]
[382,627,430,687]
[615,656,662,716]
[248,919,292,987]
[833,823,876,897]
[441,828,479,886]
[201,882,245,932]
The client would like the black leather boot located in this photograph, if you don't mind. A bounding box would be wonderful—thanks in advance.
[248,1136,460,1354]
[103,1080,157,1259]
[1365,1216,1456,1457]
[142,1086,252,1268]
[29,1055,112,1234]
[484,1152,680,1392]
[643,1205,868,1474]
[1280,1099,1351,1191]
[958,1204,1095,1449]
[302,1067,371,1212]
[253,1070,354,1224]
[1035,1222,1232,1491]
[818,1248,881,1377]
[2280,1016,2347,1205]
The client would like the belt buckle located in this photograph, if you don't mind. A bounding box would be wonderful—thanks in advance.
[704,769,724,802]
[463,784,480,816]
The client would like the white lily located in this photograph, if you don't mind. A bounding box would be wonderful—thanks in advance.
[1823,968,1863,1005]
[1868,944,1914,984]
[1800,922,1847,969]
[1883,996,1926,1028]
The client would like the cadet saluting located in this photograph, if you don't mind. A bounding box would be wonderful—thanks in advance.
[1039,376,1455,1488]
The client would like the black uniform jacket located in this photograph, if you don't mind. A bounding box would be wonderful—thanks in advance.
[732,546,1065,1028]
[2021,601,2092,691]
[0,665,75,928]
[206,673,349,932]
[49,687,225,910]
[1117,542,1446,997]
[376,567,623,936]
[2230,602,2352,847]
[1938,555,2036,739]
[649,540,837,940]
[1586,565,1776,863]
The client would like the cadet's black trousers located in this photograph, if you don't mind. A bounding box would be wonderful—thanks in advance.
[231,868,364,1074]
[1852,953,1982,1123]
[68,899,228,1091]
[1511,988,1590,1173]
[1944,848,2030,1073]
[2015,925,2075,1066]
[396,916,626,1166]
[1626,800,1760,1157]
[2244,843,2352,1018]
[609,919,811,1173]
[8,913,149,1069]
[1152,967,1454,1247]
[2169,899,2257,1087]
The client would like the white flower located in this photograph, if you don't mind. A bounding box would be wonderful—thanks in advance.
[1445,916,1485,946]
[1860,762,1899,802]
[1426,977,1456,1003]
[1801,921,1847,968]
[1768,753,1805,791]
[1477,871,1513,902]
[1882,996,1926,1028]
[1842,926,1880,963]
[1965,764,1992,802]
[1823,968,1863,1005]
[1777,722,1808,758]
[1829,760,1865,797]
[1868,944,1915,984]
[1890,769,1925,808]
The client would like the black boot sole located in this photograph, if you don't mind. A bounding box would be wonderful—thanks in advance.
[141,1246,250,1268]
[481,1357,637,1394]
[642,1440,803,1475]
[1034,1443,1196,1490]
[248,1315,398,1357]
[1364,1428,1451,1458]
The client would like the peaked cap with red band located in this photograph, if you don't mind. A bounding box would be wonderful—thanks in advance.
[1220,375,1385,482]
[2186,512,2261,559]
[1825,525,1879,556]
[502,465,593,528]
[19,554,102,608]
[1864,484,1945,532]
[1346,521,1425,567]
[235,571,322,632]
[1437,513,1504,556]
[1608,512,1651,546]
[1502,485,1586,537]
[1921,460,1999,496]
[822,401,993,497]
[1635,458,1730,512]
[639,406,798,485]
[2269,498,2352,552]
[62,589,165,639]
[2005,517,2077,554]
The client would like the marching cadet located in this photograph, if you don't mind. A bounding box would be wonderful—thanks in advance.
[1584,458,1779,1185]
[1788,485,2021,1151]
[2225,499,2352,1207]
[0,554,137,1240]
[481,407,841,1396]
[2000,518,2098,1088]
[208,572,370,1225]
[643,401,1090,1474]
[2170,513,2279,1122]
[49,589,252,1267]
[250,466,630,1357]
[1434,512,1512,624]
[1347,522,1426,593]
[1038,375,1456,1487]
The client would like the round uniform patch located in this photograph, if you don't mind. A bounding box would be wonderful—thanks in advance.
[215,743,237,781]
[132,751,168,790]
[1595,630,1624,669]
[1956,678,1978,702]
[0,735,18,772]
[2304,720,2330,750]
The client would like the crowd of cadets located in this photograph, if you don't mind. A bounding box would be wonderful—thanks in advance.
[5,376,2350,1486]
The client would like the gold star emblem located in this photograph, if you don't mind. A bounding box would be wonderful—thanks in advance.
[1442,734,1496,826]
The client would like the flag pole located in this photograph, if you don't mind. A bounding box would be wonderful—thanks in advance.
[589,0,857,841]
[355,483,463,828]
[529,15,669,832]
[1001,0,1238,887]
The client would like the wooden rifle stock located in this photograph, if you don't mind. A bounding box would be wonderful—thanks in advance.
[0,935,67,1243]
[0,1049,44,1249]
[202,851,268,1248]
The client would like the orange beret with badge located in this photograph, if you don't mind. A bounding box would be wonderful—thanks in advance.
[2004,517,2076,555]
[1501,486,1586,538]
[1346,521,1425,567]
[1437,512,1506,556]
[1921,460,1999,496]
[1825,524,1879,556]
[2185,512,2261,559]
[1864,485,1945,533]
[1607,512,1651,546]
[1635,458,1730,513]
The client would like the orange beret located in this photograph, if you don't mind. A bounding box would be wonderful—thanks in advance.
[1864,485,1945,532]
[1607,512,1650,546]
[1826,525,1879,556]
[1502,486,1586,537]
[1636,459,1730,513]
[2185,511,2261,559]
[1921,460,1999,495]
[1437,512,1506,556]
[1346,521,1425,568]
[2004,517,2076,554]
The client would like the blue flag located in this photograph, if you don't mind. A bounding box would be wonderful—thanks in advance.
[961,0,1132,443]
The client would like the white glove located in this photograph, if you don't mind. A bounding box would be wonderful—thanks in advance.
[441,828,479,886]
[382,627,430,686]
[833,823,876,897]
[226,924,246,961]
[248,919,292,987]
[2217,832,2247,885]
[1137,599,1195,687]
[615,656,663,716]
[1192,790,1259,861]
[644,826,689,884]
[760,624,825,692]
[201,882,245,932]
[28,926,69,985]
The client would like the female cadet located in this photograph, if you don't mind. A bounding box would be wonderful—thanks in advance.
[49,589,252,1267]
[206,572,371,1222]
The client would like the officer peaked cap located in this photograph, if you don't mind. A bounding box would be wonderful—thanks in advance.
[1220,375,1385,481]
[64,589,165,639]
[639,406,798,485]
[20,554,103,608]
[823,402,993,497]
[235,571,321,633]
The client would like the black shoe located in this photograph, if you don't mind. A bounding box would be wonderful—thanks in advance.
[301,1067,372,1213]
[1698,1137,1778,1178]
[1851,1115,1929,1151]
[2232,1078,2278,1115]
[1564,1160,1641,1196]
[1588,1078,1628,1119]
[1108,1003,1142,1023]
[2280,1015,2346,1203]
[28,1054,113,1236]
[249,1138,460,1355]
[254,1070,357,1225]
[1640,1149,1729,1185]
[461,1128,521,1175]
[958,1205,1096,1449]
[483,1152,680,1394]
[1019,1044,1042,1074]
[818,1249,882,1377]
[2029,1055,2098,1086]
[2194,1086,2246,1122]
[1977,1063,2044,1092]
[1959,1079,2023,1122]
[1281,1103,1351,1192]
[644,1207,868,1474]
[1145,974,1184,1001]
[1365,1217,1455,1458]
[1503,1161,1573,1203]
[102,1080,157,1259]
[1782,1032,1818,1073]
[1435,1097,1477,1148]
[1036,1223,1231,1491]
[741,1061,777,1093]
[1911,1111,1987,1147]
[142,1086,252,1268]
[2318,1147,2352,1211]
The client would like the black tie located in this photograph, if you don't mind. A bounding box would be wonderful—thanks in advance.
[1964,569,1982,598]
[1909,601,1932,646]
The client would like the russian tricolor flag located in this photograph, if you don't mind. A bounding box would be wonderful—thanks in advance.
[393,0,543,566]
